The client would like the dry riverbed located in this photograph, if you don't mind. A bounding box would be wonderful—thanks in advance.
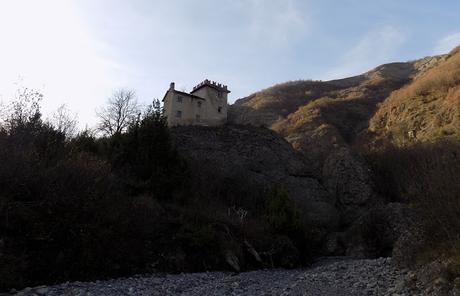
[13,258,421,296]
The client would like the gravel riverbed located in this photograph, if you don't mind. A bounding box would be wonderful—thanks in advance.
[13,257,419,296]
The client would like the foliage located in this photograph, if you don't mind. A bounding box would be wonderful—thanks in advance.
[265,187,301,235]
[263,186,319,265]
[365,140,460,264]
[0,96,320,291]
[369,47,460,144]
[1,86,43,131]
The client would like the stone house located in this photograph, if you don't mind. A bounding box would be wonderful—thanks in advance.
[162,79,230,126]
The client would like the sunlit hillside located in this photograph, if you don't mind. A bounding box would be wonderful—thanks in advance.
[369,46,460,146]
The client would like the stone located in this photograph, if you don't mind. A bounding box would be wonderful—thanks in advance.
[244,240,262,263]
[344,203,412,258]
[454,277,460,287]
[453,277,460,295]
[224,250,240,272]
[14,257,417,295]
[172,125,340,230]
[433,277,448,286]
[34,286,49,295]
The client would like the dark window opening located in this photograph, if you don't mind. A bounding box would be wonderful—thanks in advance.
[197,101,202,108]
[218,106,222,113]
[176,110,182,118]
[196,114,201,122]
[177,96,183,103]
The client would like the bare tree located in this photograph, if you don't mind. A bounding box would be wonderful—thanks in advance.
[96,89,140,136]
[50,104,78,138]
[4,87,43,130]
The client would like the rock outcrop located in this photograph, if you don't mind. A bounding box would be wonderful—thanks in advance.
[322,147,379,226]
[226,53,454,260]
[171,125,339,230]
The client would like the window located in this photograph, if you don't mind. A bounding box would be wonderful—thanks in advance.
[196,114,201,122]
[176,110,182,118]
[217,91,223,98]
[176,96,183,103]
[218,106,222,113]
[197,101,202,108]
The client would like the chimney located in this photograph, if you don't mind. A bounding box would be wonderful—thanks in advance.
[170,82,175,90]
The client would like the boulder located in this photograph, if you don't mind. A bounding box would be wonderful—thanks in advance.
[343,203,412,258]
[322,147,380,225]
[224,250,241,272]
[171,125,339,230]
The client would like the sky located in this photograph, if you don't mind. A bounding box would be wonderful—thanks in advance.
[0,0,459,128]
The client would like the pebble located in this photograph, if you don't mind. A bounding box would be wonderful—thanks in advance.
[13,258,419,296]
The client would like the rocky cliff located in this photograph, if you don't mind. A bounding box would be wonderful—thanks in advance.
[227,57,446,234]
[171,125,339,230]
[225,48,459,261]
[170,124,396,258]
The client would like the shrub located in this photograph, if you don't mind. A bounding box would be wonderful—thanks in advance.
[265,187,301,235]
[365,140,460,261]
[263,186,320,264]
[0,96,328,291]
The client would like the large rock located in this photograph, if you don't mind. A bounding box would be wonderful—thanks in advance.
[171,124,339,230]
[322,147,380,225]
[343,203,412,258]
[391,210,427,268]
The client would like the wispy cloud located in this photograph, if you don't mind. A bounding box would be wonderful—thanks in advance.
[323,25,406,80]
[245,0,309,46]
[433,32,460,55]
[0,0,457,127]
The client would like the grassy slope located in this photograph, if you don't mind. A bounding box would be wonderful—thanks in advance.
[229,57,446,171]
[368,47,460,147]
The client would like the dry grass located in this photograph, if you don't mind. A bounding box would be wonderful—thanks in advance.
[272,75,408,144]
[239,80,342,116]
[231,60,424,157]
[369,47,460,145]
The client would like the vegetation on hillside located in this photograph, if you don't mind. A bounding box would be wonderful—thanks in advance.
[364,49,460,277]
[365,140,460,280]
[0,91,319,291]
[231,46,460,287]
[1,45,459,292]
[369,47,460,145]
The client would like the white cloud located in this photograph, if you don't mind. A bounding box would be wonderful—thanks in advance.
[245,0,309,46]
[433,32,460,55]
[322,25,406,80]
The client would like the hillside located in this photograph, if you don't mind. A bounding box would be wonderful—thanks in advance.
[229,55,447,171]
[228,54,452,237]
[229,46,460,293]
[368,46,460,147]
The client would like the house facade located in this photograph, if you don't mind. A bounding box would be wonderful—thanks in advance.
[162,79,230,127]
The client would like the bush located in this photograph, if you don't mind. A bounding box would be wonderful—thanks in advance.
[0,97,321,291]
[263,186,320,264]
[265,187,301,235]
[365,140,460,263]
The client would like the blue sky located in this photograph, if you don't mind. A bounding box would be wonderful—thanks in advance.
[0,0,459,127]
